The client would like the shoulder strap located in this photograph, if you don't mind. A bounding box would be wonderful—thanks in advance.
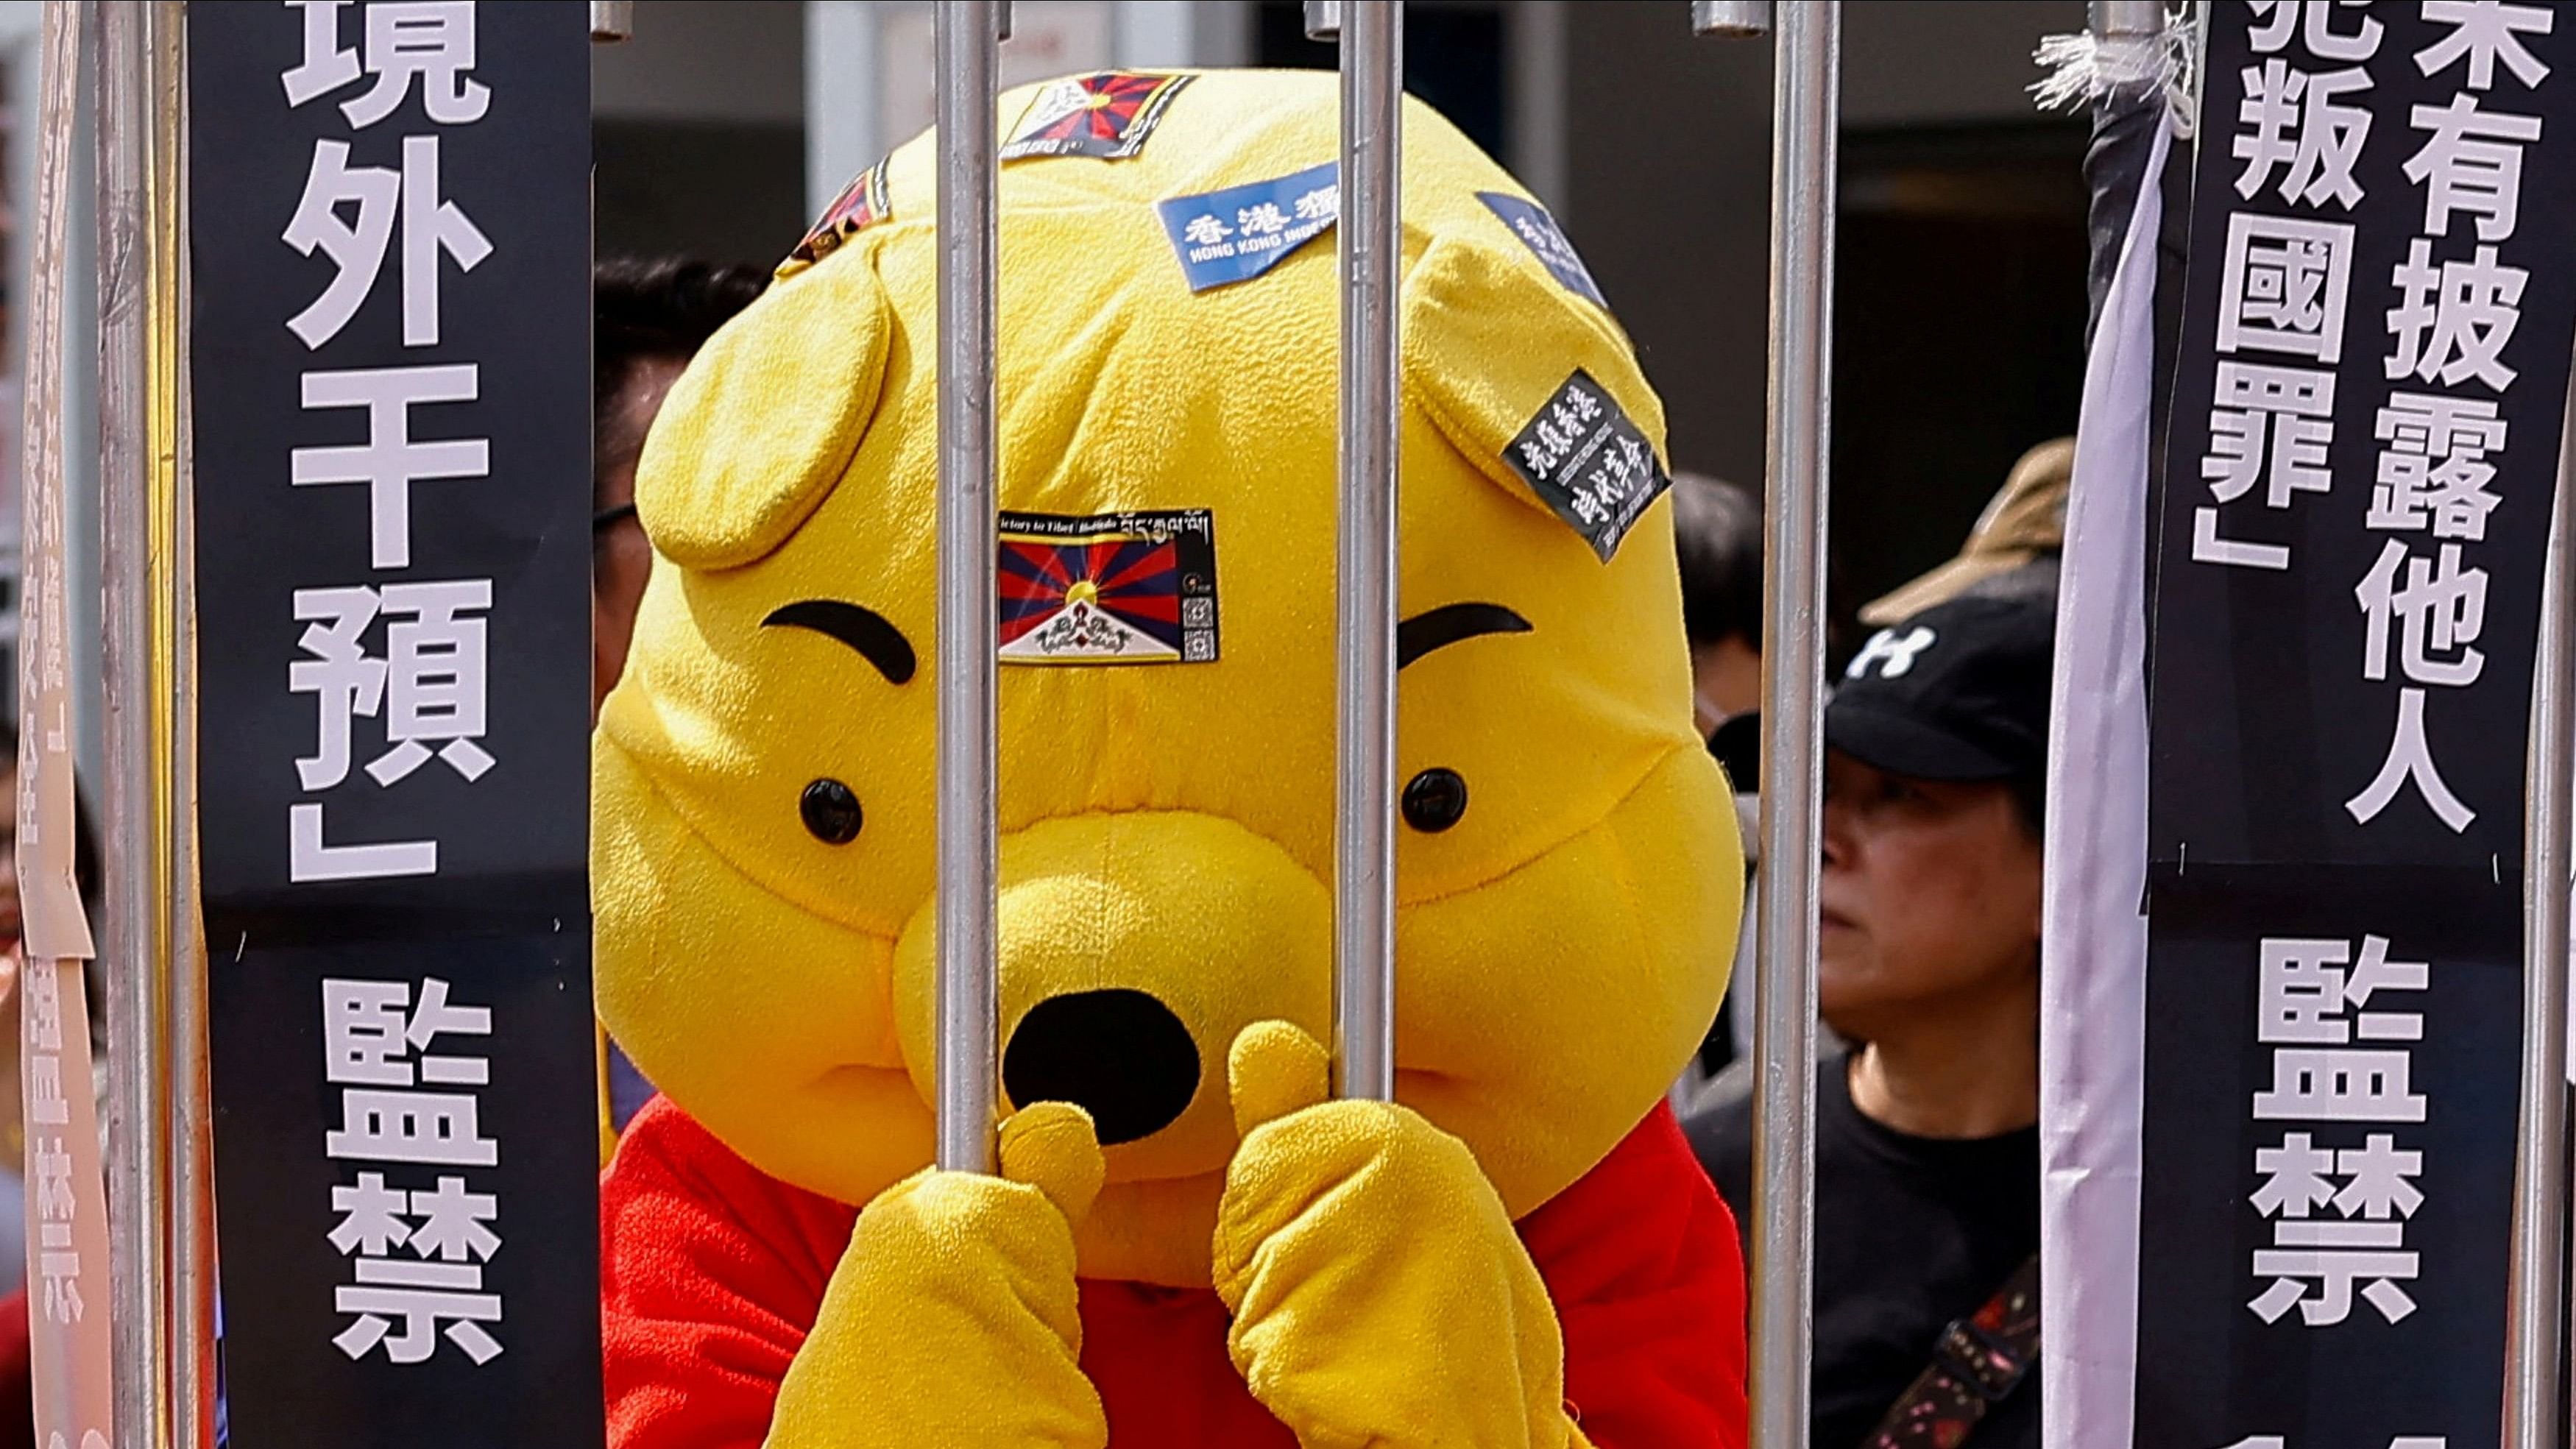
[1862,1253,2042,1449]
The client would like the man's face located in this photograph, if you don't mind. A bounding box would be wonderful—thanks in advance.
[592,356,690,712]
[1815,748,2041,1041]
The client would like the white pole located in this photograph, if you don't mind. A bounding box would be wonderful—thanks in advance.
[933,0,1005,1174]
[1326,0,1404,1103]
[1749,7,1837,1449]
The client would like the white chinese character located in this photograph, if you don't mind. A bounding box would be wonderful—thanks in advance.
[2356,539,2485,687]
[2370,392,2505,540]
[2254,1048,2424,1122]
[328,1089,498,1166]
[2249,1223,2418,1325]
[291,587,388,793]
[2385,239,2525,389]
[325,978,416,1086]
[2259,938,2351,1044]
[2417,0,2553,91]
[2346,687,2477,832]
[329,1171,414,1256]
[2251,1131,2338,1218]
[335,1264,502,1364]
[2218,213,2356,361]
[1292,185,1338,222]
[2234,60,2374,209]
[370,580,495,786]
[1562,385,1602,425]
[283,1,489,127]
[1182,213,1230,247]
[280,141,398,350]
[1535,419,1572,459]
[1236,201,1289,236]
[345,1,489,128]
[404,976,495,1086]
[2405,93,2544,241]
[291,365,489,570]
[2334,1134,2424,1220]
[280,0,361,108]
[2204,361,2335,511]
[2247,0,2385,61]
[280,137,492,350]
[291,802,437,883]
[410,1175,500,1262]
[2344,932,2430,1040]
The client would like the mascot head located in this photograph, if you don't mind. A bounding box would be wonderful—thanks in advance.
[595,69,1741,1287]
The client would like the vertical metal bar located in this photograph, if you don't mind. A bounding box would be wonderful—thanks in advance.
[1750,7,1836,1449]
[2088,0,2163,40]
[1305,1,1343,42]
[934,0,1003,1175]
[590,0,634,43]
[96,1,180,1443]
[1331,0,1402,1103]
[2503,375,2576,1449]
[147,3,212,1442]
[1692,1,1772,39]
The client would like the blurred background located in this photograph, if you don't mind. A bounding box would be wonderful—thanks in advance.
[0,0,2093,773]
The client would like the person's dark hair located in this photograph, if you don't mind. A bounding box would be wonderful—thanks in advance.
[594,256,768,504]
[1671,472,1763,651]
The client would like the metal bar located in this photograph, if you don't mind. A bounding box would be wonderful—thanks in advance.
[1330,0,1402,1103]
[1693,1,1772,38]
[1305,1,1342,42]
[96,1,181,1442]
[1749,7,1837,1449]
[2088,0,2163,40]
[933,0,1004,1175]
[590,1,634,43]
[148,2,213,1441]
[2502,373,2576,1449]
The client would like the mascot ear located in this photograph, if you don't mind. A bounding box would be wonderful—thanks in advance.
[634,256,894,572]
[1400,219,1667,540]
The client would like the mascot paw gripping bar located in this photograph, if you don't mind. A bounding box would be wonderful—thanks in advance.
[596,68,1749,1449]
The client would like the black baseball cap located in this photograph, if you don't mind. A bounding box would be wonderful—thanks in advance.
[1825,594,2054,783]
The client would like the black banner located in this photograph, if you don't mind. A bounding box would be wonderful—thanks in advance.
[190,4,601,1445]
[2137,4,2576,1445]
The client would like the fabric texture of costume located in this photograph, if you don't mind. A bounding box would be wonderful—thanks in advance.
[596,67,1747,1446]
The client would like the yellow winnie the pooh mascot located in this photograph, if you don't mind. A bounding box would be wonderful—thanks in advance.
[597,68,1747,1449]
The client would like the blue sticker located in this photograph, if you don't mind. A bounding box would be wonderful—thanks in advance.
[1156,161,1340,293]
[1477,191,1608,310]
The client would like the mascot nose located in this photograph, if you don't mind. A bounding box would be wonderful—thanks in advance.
[1002,988,1202,1145]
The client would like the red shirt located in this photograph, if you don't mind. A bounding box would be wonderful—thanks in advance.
[603,1095,1747,1448]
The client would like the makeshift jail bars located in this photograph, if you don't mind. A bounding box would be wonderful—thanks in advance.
[41,2,2576,1448]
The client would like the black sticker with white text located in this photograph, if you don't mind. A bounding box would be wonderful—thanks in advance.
[1504,370,1670,561]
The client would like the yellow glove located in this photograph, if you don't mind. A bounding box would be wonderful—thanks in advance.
[768,1102,1110,1449]
[1213,1022,1590,1449]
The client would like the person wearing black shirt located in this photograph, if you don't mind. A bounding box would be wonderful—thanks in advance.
[1686,592,2054,1449]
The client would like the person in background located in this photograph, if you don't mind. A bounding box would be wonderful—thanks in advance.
[1673,472,1766,739]
[591,258,768,1150]
[1688,592,2053,1449]
[1669,473,1765,1094]
[592,257,768,712]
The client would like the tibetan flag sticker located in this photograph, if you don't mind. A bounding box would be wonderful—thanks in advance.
[1001,71,1194,161]
[999,509,1219,665]
[783,156,892,274]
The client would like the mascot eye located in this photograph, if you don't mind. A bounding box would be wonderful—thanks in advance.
[799,779,865,845]
[1400,768,1468,833]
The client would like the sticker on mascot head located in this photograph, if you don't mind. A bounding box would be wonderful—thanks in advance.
[1476,192,1608,311]
[783,157,892,275]
[1504,371,1672,563]
[1156,161,1338,293]
[999,71,1194,162]
[998,509,1219,665]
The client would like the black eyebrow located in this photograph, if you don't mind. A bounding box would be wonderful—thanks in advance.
[1396,603,1534,670]
[762,600,918,684]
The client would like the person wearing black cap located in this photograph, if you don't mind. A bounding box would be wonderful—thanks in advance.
[1685,592,2053,1449]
